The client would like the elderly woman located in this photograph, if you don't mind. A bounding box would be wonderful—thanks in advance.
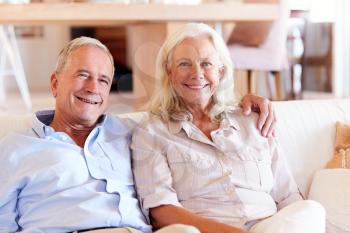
[131,23,325,233]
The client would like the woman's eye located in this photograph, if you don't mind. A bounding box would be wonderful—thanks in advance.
[178,62,191,67]
[201,62,212,67]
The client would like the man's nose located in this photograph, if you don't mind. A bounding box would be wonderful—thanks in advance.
[85,78,99,93]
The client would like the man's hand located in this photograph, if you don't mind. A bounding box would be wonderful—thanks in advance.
[240,94,276,137]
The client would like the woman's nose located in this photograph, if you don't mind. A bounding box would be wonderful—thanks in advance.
[190,63,204,79]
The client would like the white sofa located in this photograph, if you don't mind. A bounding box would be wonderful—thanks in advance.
[1,99,350,233]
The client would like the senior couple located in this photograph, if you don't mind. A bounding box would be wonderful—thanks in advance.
[0,23,325,233]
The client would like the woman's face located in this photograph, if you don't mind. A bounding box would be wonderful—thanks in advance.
[167,35,224,108]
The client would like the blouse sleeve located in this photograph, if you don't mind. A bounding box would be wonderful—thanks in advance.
[269,137,303,210]
[131,122,182,217]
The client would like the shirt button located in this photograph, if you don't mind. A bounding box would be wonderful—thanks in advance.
[224,170,232,176]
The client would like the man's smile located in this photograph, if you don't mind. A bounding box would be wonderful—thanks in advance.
[76,96,101,105]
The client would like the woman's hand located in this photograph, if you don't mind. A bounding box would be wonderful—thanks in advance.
[240,94,276,137]
[150,205,249,233]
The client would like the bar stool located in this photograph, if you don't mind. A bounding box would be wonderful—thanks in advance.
[0,25,32,111]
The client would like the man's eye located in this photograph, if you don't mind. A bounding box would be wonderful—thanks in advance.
[100,79,109,85]
[77,73,89,78]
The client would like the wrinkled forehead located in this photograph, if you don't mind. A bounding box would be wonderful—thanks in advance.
[66,45,113,69]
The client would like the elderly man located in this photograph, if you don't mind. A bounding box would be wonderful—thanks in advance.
[0,37,274,233]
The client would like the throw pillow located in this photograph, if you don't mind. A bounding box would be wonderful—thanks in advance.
[326,121,350,168]
[308,169,350,233]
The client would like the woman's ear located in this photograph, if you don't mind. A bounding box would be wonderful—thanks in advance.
[165,63,172,76]
[219,65,225,79]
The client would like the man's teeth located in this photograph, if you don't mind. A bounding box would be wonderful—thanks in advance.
[77,96,99,104]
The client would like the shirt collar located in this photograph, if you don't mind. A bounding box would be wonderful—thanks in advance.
[167,110,240,135]
[168,120,183,134]
[168,120,194,136]
[32,110,108,138]
[221,110,240,131]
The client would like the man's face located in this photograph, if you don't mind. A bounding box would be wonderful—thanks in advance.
[51,45,113,126]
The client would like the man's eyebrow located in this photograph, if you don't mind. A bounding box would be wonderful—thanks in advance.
[75,69,90,74]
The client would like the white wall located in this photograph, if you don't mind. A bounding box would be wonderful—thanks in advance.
[5,26,70,93]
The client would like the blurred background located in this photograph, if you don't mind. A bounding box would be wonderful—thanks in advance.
[0,0,349,113]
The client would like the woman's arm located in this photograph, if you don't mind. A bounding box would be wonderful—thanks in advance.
[269,137,303,209]
[151,204,249,233]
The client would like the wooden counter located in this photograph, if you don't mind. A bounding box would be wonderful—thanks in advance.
[0,2,277,25]
[0,2,279,109]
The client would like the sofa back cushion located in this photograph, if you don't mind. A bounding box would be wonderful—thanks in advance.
[1,99,350,198]
[274,99,350,197]
[0,113,33,138]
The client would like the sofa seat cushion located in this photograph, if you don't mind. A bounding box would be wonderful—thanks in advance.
[308,169,350,233]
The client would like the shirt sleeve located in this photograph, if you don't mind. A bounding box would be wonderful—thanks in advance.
[131,123,182,216]
[0,139,20,232]
[269,137,303,210]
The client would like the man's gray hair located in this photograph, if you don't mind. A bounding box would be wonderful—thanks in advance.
[54,36,115,76]
[149,23,235,122]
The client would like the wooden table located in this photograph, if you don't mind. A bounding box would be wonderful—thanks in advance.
[0,2,278,109]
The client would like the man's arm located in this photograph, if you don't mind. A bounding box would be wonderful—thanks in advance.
[0,192,20,232]
[150,205,249,233]
[0,140,20,232]
[240,94,276,137]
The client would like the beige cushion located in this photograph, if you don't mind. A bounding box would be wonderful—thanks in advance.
[327,122,350,168]
[308,169,350,233]
[273,99,350,197]
[0,113,32,139]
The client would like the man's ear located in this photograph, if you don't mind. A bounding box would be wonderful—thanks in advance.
[50,73,58,98]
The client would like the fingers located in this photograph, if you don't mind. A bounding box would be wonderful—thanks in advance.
[267,119,276,137]
[261,108,276,137]
[242,105,252,116]
[240,94,277,137]
[258,102,276,137]
[240,94,253,116]
[256,98,270,131]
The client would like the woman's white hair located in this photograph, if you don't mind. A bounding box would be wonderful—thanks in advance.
[55,36,114,76]
[149,23,235,122]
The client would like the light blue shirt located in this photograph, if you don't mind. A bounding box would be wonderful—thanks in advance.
[0,110,151,233]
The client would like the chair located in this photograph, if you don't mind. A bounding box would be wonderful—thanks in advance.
[0,25,31,111]
[302,22,333,93]
[227,0,290,100]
